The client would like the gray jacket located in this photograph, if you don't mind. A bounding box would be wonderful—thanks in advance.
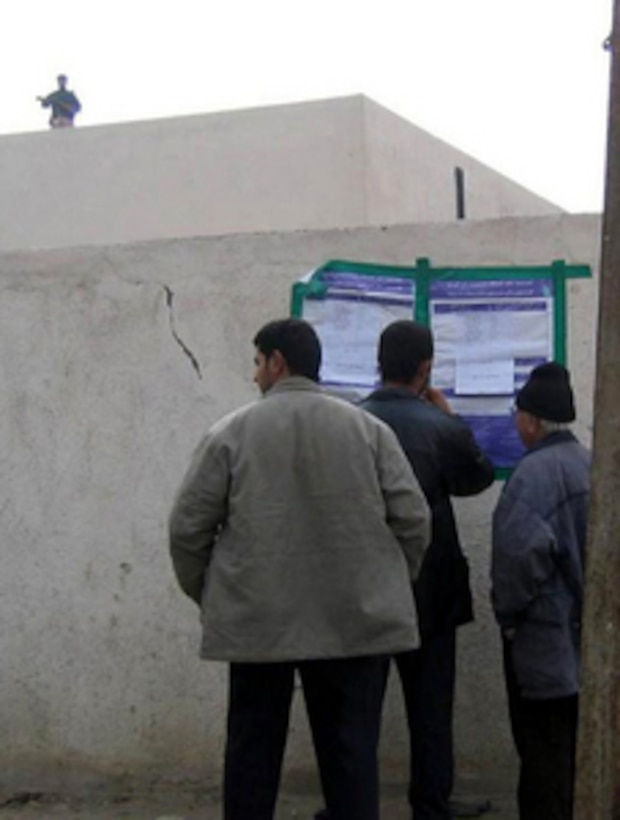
[492,431,590,699]
[169,377,431,662]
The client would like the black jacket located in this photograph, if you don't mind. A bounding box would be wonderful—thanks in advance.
[361,388,495,638]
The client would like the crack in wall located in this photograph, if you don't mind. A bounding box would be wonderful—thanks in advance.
[163,286,202,379]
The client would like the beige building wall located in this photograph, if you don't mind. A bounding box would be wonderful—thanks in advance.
[362,98,564,223]
[0,96,561,253]
[0,214,599,796]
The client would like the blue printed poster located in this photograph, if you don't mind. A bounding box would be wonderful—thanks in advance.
[300,270,555,469]
[430,279,554,467]
[302,271,415,398]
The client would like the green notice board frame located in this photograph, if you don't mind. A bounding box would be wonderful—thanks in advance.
[291,257,591,478]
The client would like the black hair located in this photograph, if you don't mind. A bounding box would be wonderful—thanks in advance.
[378,320,434,383]
[253,318,321,382]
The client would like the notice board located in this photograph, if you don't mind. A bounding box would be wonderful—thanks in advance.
[291,258,591,477]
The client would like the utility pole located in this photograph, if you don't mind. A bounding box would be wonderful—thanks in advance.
[574,2,620,816]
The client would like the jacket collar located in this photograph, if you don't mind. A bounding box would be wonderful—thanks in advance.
[264,376,322,397]
[365,386,419,402]
[525,429,578,457]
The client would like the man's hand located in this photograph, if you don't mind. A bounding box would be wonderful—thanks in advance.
[422,386,454,415]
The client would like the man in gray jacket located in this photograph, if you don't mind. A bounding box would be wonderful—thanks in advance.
[169,318,430,820]
[492,362,590,820]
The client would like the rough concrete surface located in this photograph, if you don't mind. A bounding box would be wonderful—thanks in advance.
[0,96,561,253]
[0,786,518,819]
[0,215,598,793]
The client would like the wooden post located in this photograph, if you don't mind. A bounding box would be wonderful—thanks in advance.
[574,3,620,816]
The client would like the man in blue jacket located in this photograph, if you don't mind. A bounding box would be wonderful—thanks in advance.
[492,362,590,820]
[362,320,494,820]
[37,74,81,128]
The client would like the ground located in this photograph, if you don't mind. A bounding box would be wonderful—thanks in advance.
[0,787,517,819]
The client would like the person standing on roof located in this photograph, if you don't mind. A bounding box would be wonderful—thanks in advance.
[37,74,81,128]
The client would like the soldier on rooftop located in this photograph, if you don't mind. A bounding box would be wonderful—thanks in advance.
[37,74,81,128]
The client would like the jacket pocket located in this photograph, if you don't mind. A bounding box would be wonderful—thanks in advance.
[510,598,580,698]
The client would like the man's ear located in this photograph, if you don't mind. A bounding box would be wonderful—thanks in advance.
[522,411,543,440]
[418,359,432,382]
[269,349,288,377]
[530,413,545,437]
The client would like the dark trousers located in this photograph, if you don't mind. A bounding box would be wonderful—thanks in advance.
[503,639,579,820]
[394,628,457,820]
[224,655,389,820]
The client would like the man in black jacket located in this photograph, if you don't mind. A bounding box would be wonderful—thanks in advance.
[363,320,494,820]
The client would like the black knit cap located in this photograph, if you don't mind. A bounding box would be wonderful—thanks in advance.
[516,362,575,422]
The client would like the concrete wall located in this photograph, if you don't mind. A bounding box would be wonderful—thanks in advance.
[0,96,561,254]
[362,98,564,223]
[0,214,599,796]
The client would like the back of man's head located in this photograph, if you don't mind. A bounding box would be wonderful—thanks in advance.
[254,318,321,382]
[379,320,434,383]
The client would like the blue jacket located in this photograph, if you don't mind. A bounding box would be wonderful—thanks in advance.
[492,431,590,699]
[41,89,81,120]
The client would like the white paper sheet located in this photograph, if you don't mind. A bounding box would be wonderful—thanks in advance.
[304,297,412,386]
[455,358,514,395]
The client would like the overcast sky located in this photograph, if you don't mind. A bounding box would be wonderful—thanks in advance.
[2,0,612,213]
